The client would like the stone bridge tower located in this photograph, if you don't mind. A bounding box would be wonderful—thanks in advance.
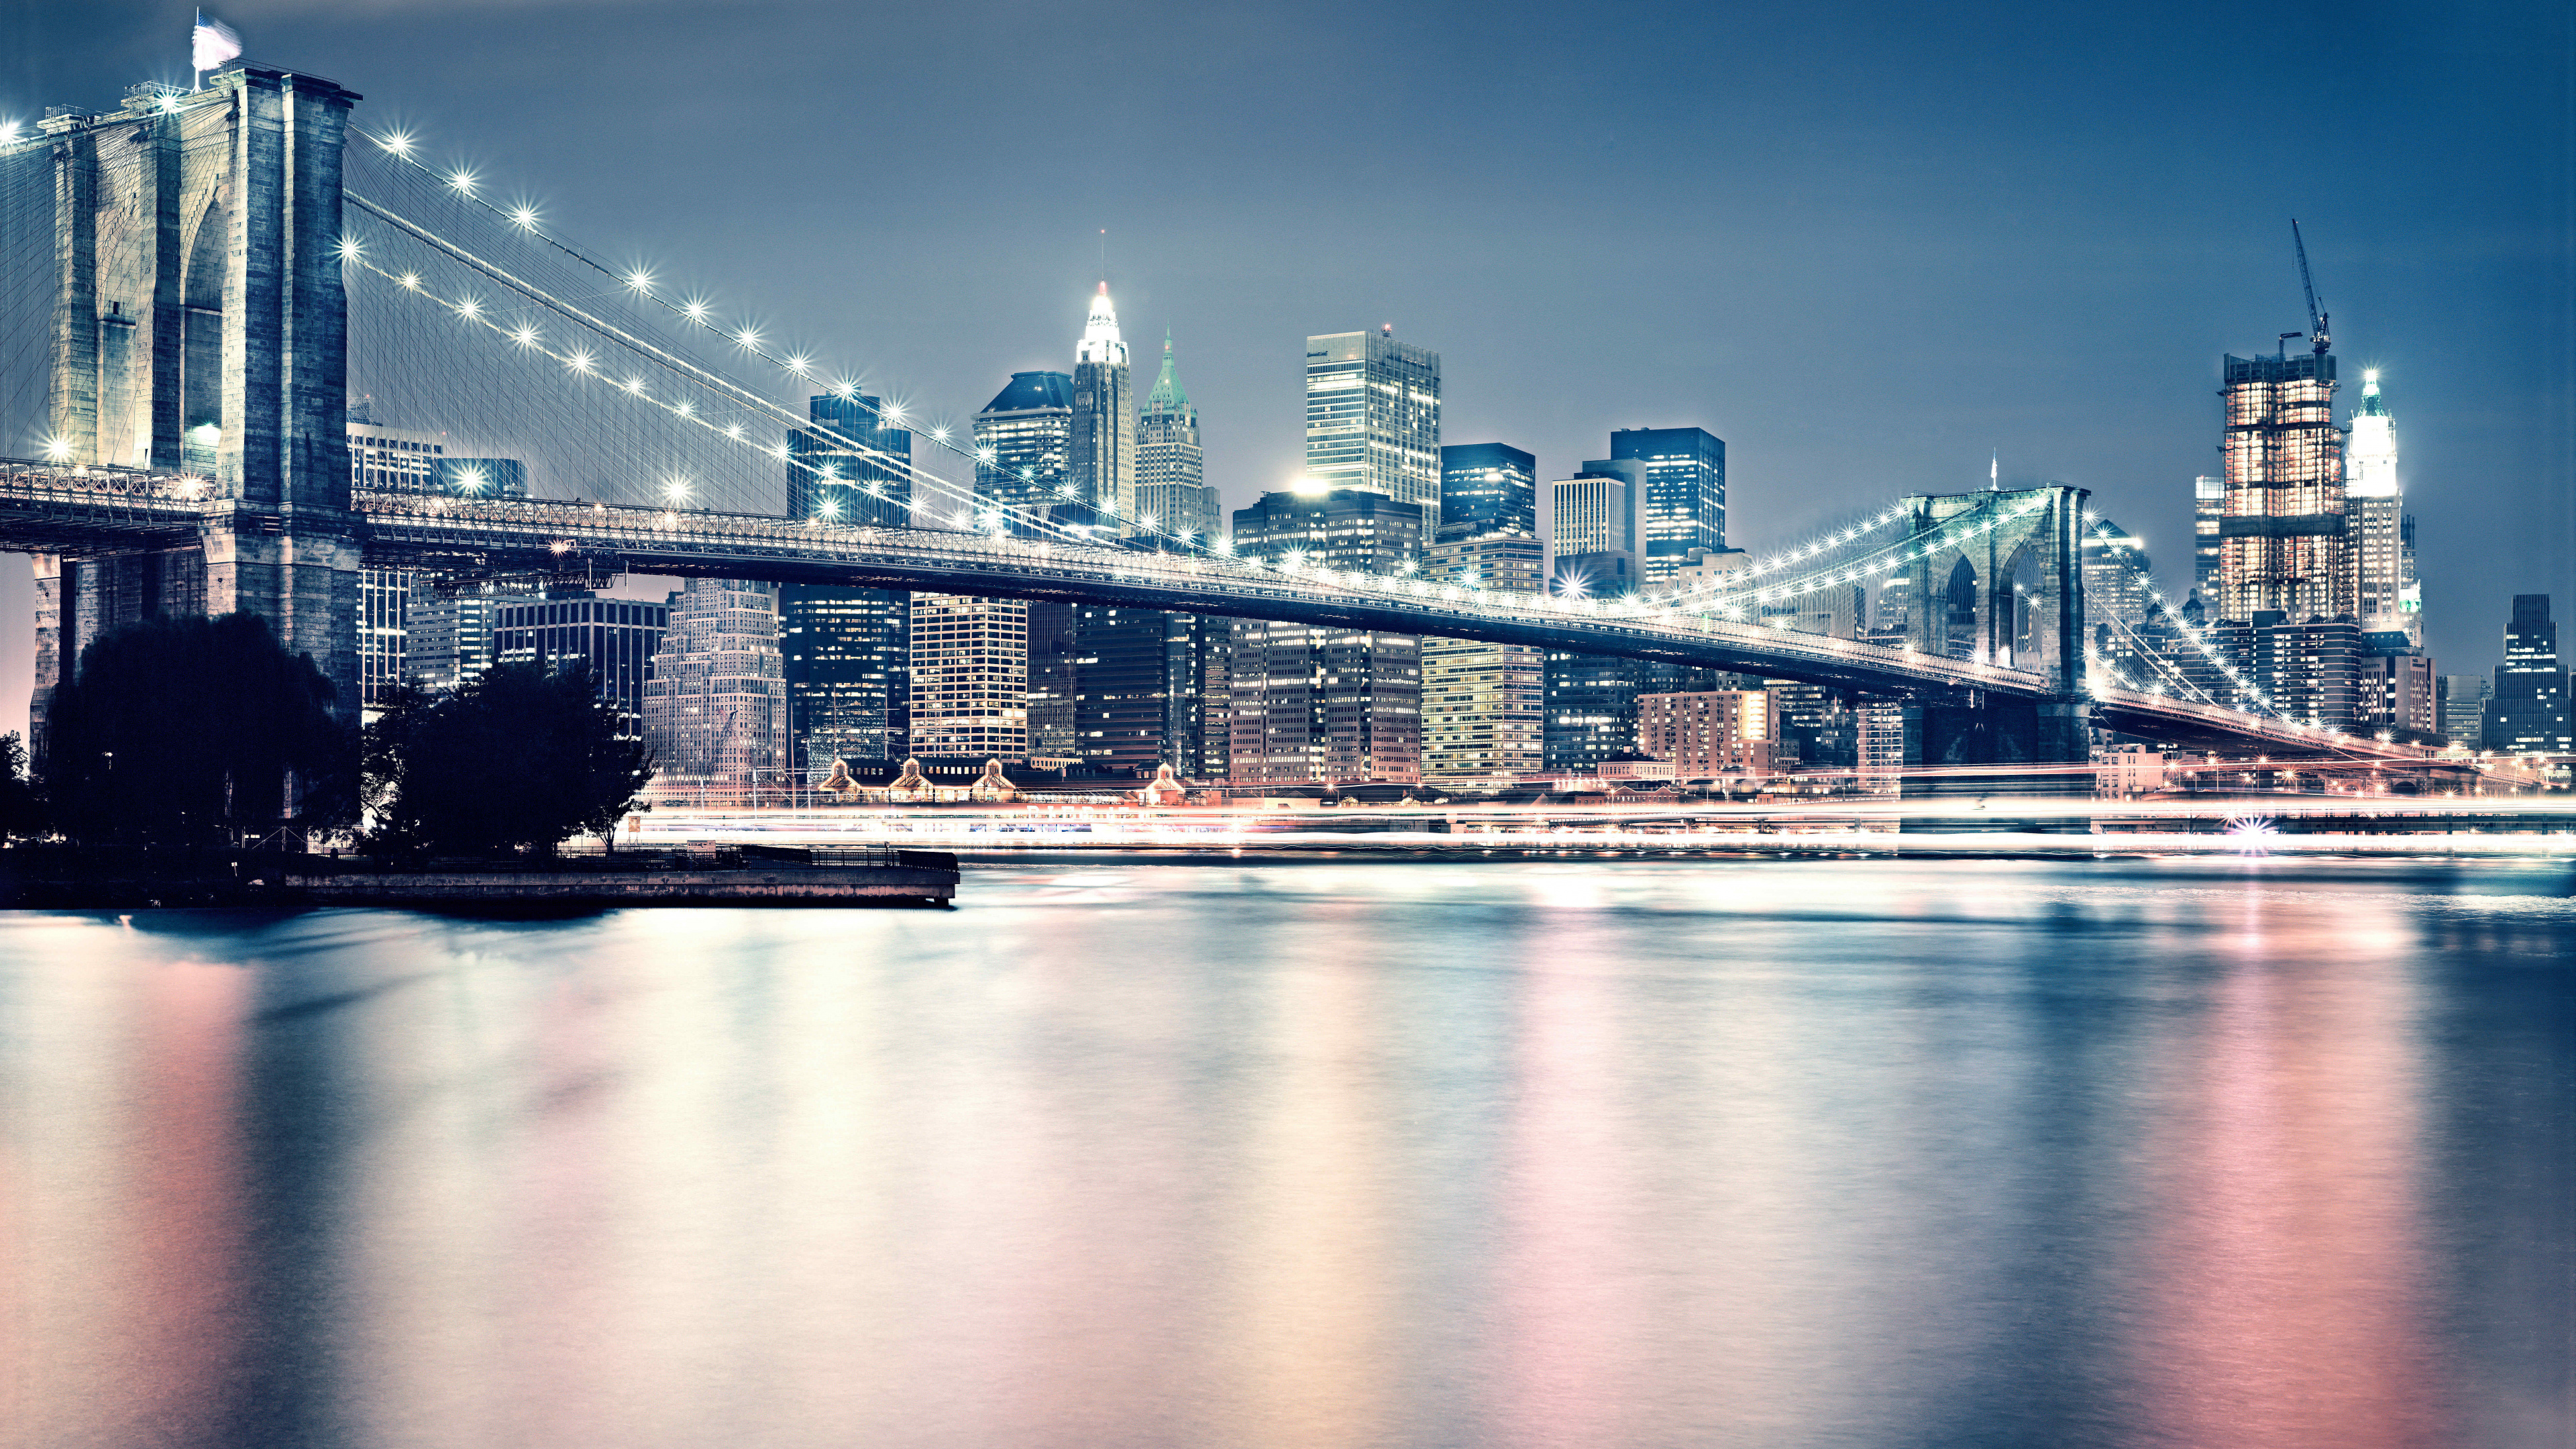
[33,64,362,758]
[1896,484,2092,786]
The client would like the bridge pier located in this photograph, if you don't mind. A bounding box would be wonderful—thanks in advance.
[1893,484,2094,830]
[33,66,362,764]
[1898,696,2094,831]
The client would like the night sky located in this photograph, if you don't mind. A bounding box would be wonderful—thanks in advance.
[5,0,2569,732]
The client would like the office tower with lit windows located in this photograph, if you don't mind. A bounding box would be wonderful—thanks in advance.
[909,594,1029,761]
[1166,614,1233,781]
[2482,594,2570,755]
[1226,489,1426,784]
[973,371,1077,527]
[2438,676,2490,749]
[1548,471,1633,567]
[1420,533,1546,782]
[783,391,914,771]
[346,410,444,709]
[2081,522,2153,686]
[1438,442,1538,540]
[1026,603,1079,760]
[1074,604,1173,775]
[2253,612,2361,733]
[1304,329,1440,507]
[2345,370,2420,645]
[2356,634,2436,739]
[1543,649,1641,773]
[2192,476,2224,606]
[1070,284,1137,527]
[407,579,539,694]
[1610,426,1725,580]
[1136,333,1220,543]
[492,595,669,729]
[641,579,790,804]
[788,390,912,527]
[2216,345,2348,622]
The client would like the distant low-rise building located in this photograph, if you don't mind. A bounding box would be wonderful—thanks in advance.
[1639,689,1776,777]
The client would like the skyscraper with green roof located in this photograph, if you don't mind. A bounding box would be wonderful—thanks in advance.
[1136,333,1219,543]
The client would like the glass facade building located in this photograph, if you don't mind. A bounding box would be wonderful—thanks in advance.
[1304,329,1440,508]
[1226,489,1426,784]
[1438,442,1537,541]
[2191,475,2224,608]
[2482,594,2570,755]
[492,596,669,729]
[1420,533,1545,783]
[1609,426,1725,581]
[973,371,1077,527]
[783,391,914,773]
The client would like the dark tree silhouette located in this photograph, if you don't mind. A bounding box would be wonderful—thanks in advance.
[366,661,653,856]
[0,732,40,841]
[45,613,354,845]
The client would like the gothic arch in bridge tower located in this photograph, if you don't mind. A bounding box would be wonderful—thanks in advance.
[1900,485,2088,695]
[1941,557,1978,661]
[30,66,366,769]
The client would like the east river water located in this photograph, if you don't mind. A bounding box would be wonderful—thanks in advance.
[3,853,2570,1448]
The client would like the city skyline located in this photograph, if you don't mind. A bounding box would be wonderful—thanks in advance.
[1,0,2567,739]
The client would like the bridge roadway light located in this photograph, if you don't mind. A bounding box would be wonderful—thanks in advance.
[42,437,72,462]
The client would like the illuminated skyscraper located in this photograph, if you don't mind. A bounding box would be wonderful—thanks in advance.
[1610,426,1725,581]
[974,371,1075,527]
[783,391,914,771]
[1304,328,1440,507]
[492,595,668,729]
[909,594,1028,761]
[2483,594,2570,755]
[2081,521,2153,687]
[1438,442,1538,541]
[1136,333,1219,543]
[2192,475,2224,605]
[788,390,911,528]
[1226,489,1426,784]
[1547,472,1633,558]
[2216,345,2348,622]
[1420,533,1545,782]
[2345,369,2419,645]
[1070,283,1137,526]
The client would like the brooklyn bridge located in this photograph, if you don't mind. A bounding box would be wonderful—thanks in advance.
[0,64,2434,777]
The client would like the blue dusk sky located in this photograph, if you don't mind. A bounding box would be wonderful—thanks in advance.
[3,0,2569,726]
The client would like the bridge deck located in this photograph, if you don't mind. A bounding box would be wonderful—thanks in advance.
[0,466,2440,763]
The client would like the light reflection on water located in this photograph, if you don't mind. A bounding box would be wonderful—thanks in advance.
[1,856,2569,1448]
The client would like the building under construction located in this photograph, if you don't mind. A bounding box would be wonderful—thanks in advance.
[2214,224,2351,624]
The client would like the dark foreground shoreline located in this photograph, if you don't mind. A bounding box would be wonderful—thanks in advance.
[0,843,959,911]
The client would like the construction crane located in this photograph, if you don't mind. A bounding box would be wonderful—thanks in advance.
[2291,219,2329,356]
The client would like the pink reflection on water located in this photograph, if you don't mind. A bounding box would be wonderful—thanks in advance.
[1493,933,1640,1447]
[1,949,248,1444]
[1221,908,1395,1448]
[2128,894,2445,1447]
